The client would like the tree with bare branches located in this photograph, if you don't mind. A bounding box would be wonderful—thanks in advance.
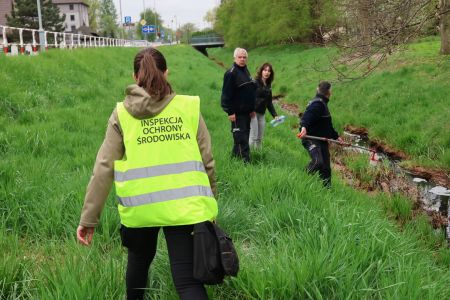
[327,0,449,80]
[439,0,450,53]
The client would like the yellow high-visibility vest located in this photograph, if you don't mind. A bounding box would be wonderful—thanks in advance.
[114,95,218,227]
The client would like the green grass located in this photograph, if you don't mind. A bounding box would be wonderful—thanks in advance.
[1,45,450,299]
[209,38,450,169]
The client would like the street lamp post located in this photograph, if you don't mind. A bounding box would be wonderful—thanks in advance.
[174,15,178,44]
[142,0,147,40]
[119,0,123,39]
[36,0,45,51]
[170,19,173,44]
[154,0,157,41]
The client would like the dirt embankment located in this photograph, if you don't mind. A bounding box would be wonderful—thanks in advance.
[273,100,449,187]
[277,99,449,228]
[272,95,300,116]
[209,57,227,69]
[344,125,450,187]
[332,150,448,228]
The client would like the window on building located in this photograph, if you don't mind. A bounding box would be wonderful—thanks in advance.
[69,4,74,10]
[70,15,75,21]
[71,25,76,32]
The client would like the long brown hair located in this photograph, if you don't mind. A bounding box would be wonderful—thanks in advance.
[255,62,274,86]
[134,48,173,100]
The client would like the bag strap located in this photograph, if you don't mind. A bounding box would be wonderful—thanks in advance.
[213,223,232,249]
[211,222,239,276]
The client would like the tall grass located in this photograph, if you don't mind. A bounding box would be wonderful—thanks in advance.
[1,45,450,299]
[209,38,450,169]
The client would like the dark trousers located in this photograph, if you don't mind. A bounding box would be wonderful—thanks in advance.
[302,139,331,187]
[120,225,208,300]
[231,113,251,162]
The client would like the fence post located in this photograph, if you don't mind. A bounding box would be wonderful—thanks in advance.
[61,33,66,49]
[44,31,48,50]
[32,30,38,54]
[54,32,58,48]
[19,28,24,54]
[3,26,9,53]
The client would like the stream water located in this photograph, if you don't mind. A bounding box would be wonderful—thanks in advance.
[343,131,450,240]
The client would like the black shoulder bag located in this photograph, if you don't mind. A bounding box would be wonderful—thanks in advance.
[193,221,239,285]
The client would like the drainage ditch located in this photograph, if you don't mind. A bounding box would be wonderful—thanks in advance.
[275,97,450,242]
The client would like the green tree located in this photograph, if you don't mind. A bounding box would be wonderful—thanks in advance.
[203,7,218,27]
[99,0,118,37]
[136,8,163,41]
[179,23,198,44]
[6,0,65,31]
[86,0,101,32]
[214,0,337,48]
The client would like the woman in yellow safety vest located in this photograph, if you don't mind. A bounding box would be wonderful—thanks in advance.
[76,47,218,300]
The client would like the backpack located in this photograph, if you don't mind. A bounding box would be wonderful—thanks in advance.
[193,221,239,285]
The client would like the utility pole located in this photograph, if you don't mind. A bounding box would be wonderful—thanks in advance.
[171,18,173,44]
[175,15,178,43]
[142,0,147,40]
[143,0,146,20]
[36,0,45,52]
[119,0,123,39]
[154,0,157,41]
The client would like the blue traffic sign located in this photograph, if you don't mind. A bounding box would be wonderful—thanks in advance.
[124,16,131,24]
[142,25,156,34]
[160,30,165,38]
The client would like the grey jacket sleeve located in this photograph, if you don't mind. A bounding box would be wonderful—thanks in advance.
[79,109,124,227]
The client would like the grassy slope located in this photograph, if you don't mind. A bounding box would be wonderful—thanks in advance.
[1,46,450,299]
[208,39,450,169]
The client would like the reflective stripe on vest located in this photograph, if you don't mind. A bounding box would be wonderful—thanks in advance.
[117,185,214,207]
[114,94,218,228]
[114,160,206,182]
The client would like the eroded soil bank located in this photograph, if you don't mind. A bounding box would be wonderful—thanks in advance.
[344,125,450,187]
[275,98,449,188]
[278,99,449,230]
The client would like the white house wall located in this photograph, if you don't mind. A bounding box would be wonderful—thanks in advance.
[58,4,89,32]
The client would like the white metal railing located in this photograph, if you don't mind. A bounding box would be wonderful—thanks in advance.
[1,25,152,55]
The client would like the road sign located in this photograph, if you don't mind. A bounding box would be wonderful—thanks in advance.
[160,30,165,38]
[142,25,156,34]
[140,19,146,26]
[124,16,131,24]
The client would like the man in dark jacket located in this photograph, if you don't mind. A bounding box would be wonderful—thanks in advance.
[221,48,256,162]
[298,81,343,187]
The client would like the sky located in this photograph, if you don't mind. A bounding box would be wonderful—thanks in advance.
[113,0,221,30]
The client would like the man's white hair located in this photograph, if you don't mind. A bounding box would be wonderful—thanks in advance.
[233,48,248,58]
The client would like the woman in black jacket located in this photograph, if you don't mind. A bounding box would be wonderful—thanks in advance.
[249,63,279,149]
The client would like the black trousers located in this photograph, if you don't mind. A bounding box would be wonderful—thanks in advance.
[231,113,251,162]
[302,139,331,187]
[120,225,208,300]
